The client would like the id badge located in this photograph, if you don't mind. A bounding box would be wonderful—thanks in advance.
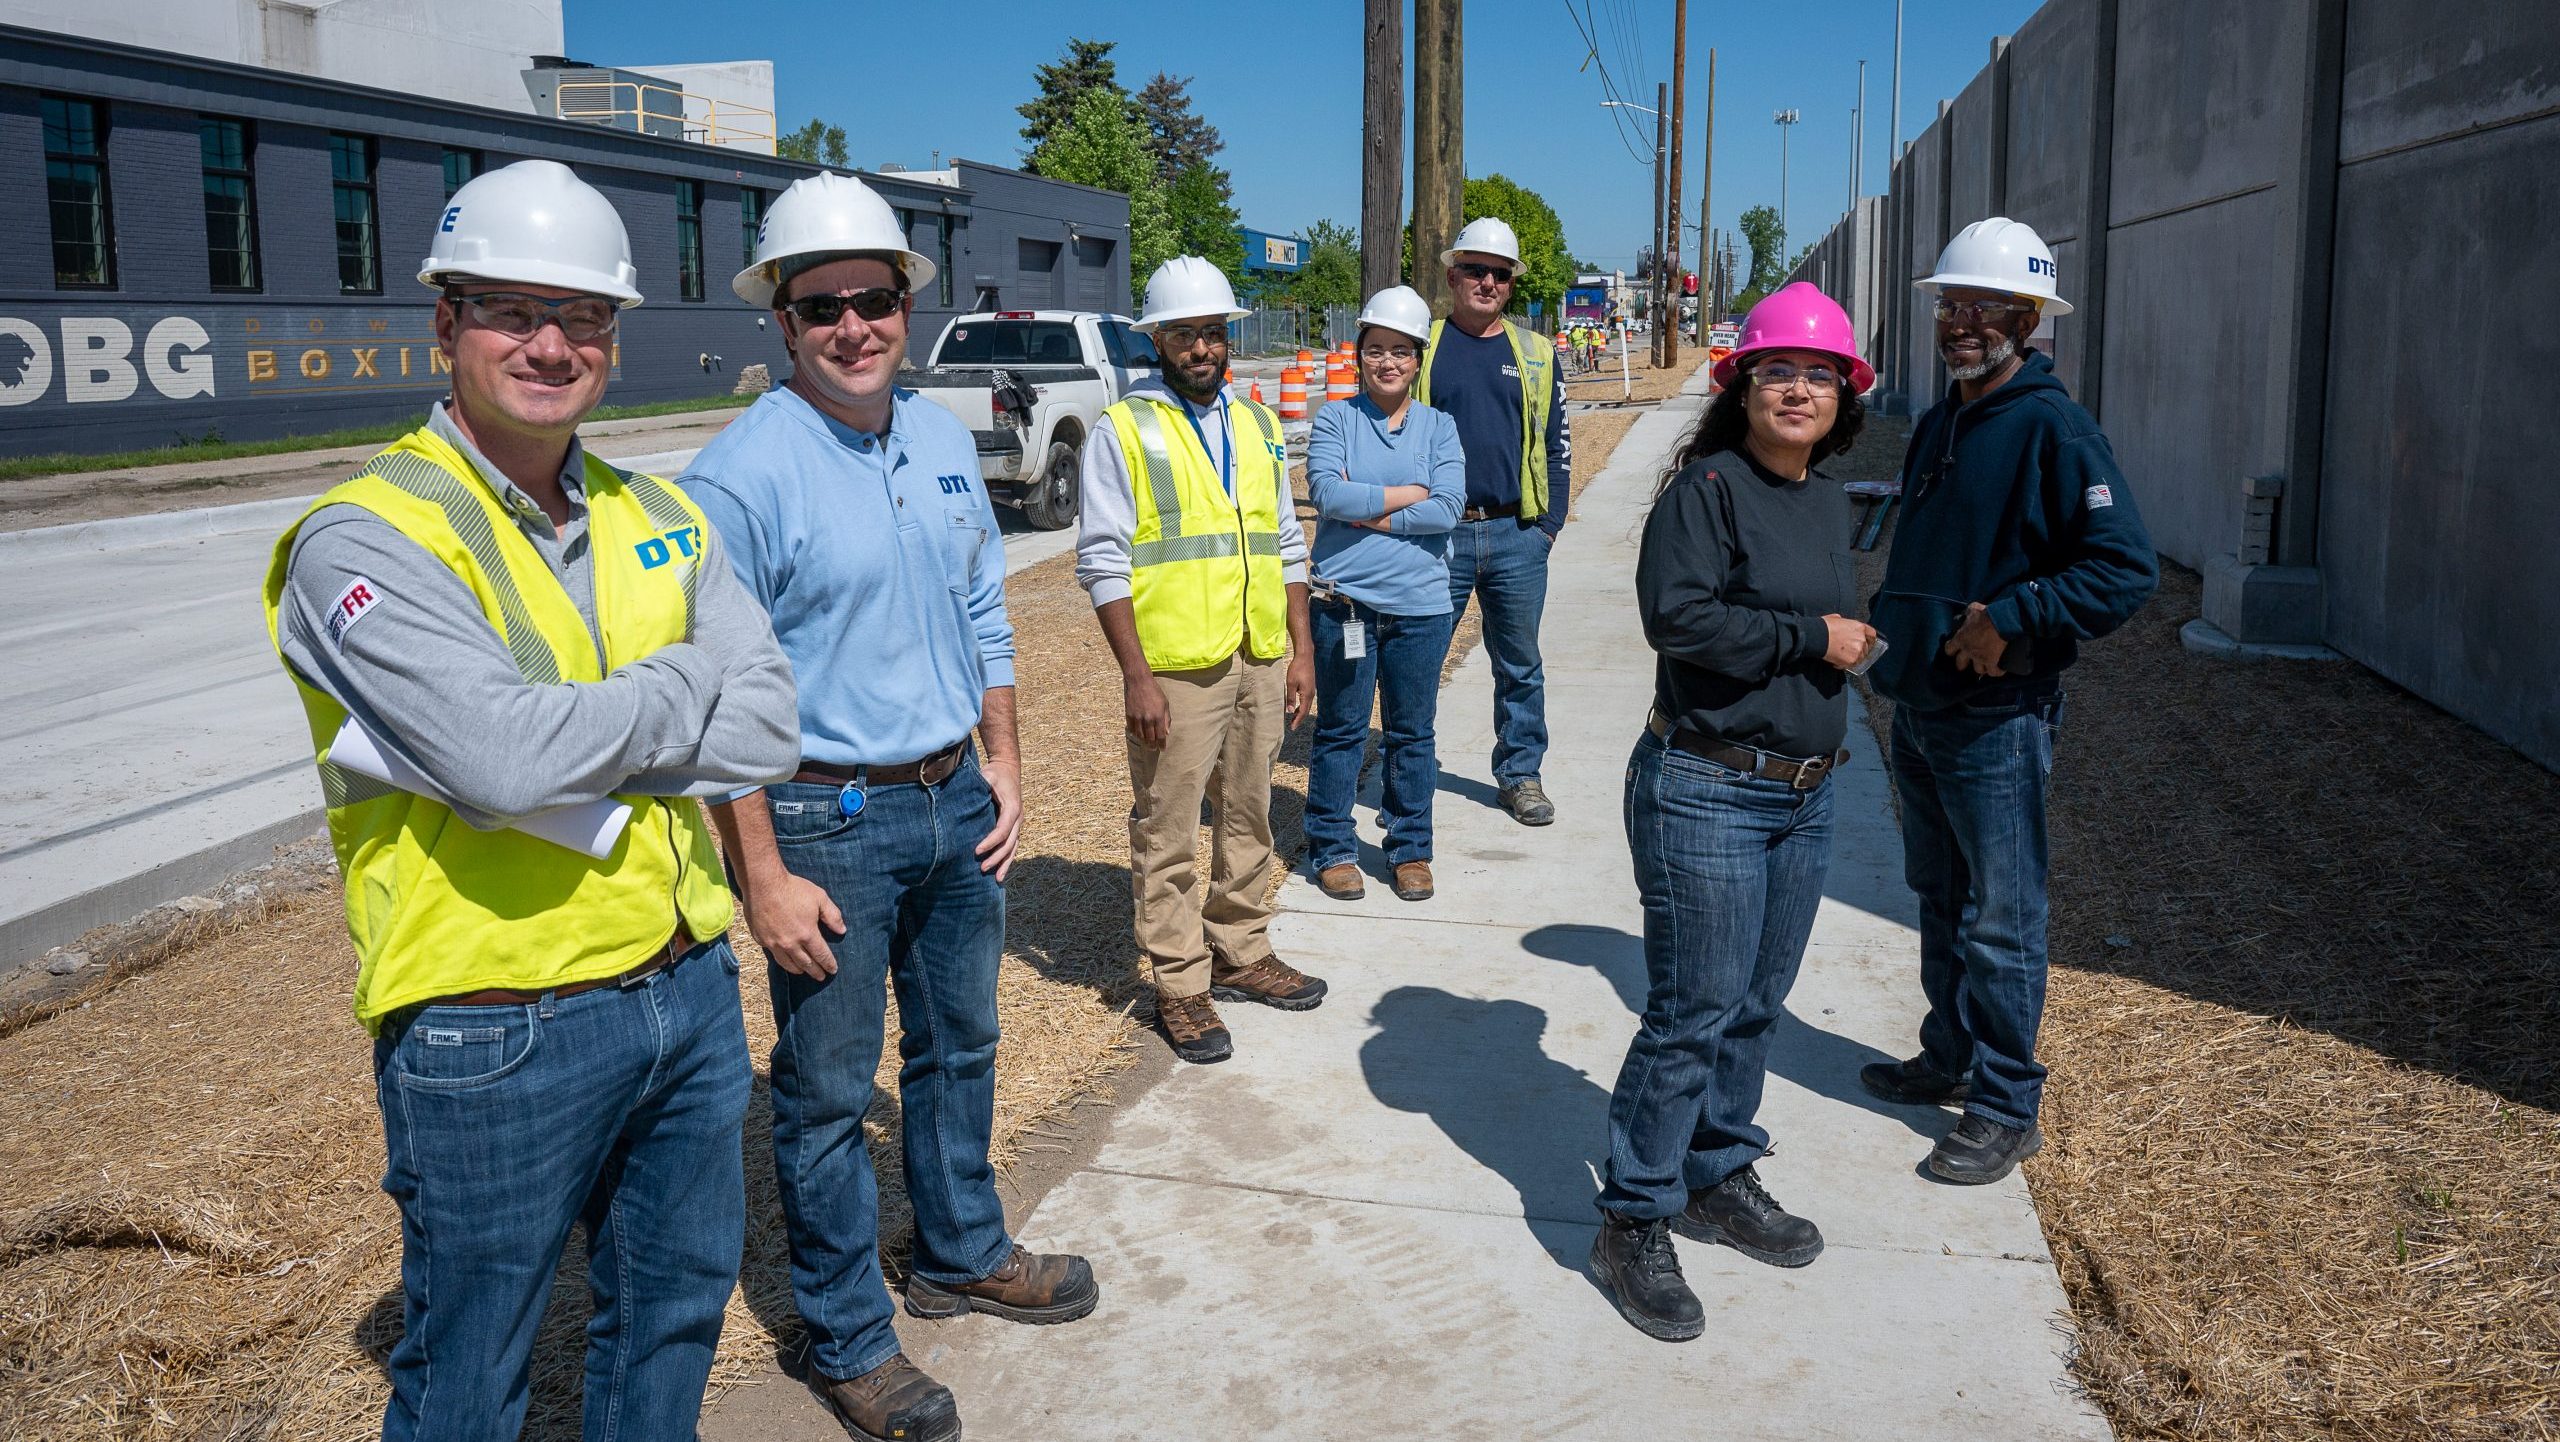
[1342,620,1368,661]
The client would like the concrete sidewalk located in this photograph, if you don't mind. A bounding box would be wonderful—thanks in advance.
[703,378,2107,1440]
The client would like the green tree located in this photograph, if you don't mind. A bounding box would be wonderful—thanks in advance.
[1017,38,1127,157]
[1029,87,1174,306]
[778,119,847,168]
[1166,163,1243,282]
[1460,174,1575,316]
[1136,72,1226,192]
[1739,204,1788,293]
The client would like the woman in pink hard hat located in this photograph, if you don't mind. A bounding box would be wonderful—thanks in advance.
[1589,282,1878,1342]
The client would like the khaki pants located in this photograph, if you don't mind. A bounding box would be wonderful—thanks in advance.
[1127,649,1287,997]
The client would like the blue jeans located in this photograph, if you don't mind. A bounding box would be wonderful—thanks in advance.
[1305,596,1457,870]
[763,752,1012,1381]
[372,938,751,1442]
[1446,517,1552,785]
[1601,730,1834,1219]
[1889,687,2062,1130]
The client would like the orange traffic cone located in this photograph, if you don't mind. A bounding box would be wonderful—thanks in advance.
[1251,379,1266,404]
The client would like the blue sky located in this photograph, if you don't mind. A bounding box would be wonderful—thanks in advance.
[570,0,2042,273]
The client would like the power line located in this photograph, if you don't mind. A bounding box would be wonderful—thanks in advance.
[1563,0,1655,164]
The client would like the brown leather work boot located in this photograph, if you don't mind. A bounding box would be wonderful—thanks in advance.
[905,1244,1099,1324]
[1315,862,1365,899]
[1393,861,1434,901]
[1210,956,1328,1012]
[813,1353,959,1442]
[1154,990,1232,1064]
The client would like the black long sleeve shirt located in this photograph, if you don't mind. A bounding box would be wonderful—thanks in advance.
[1635,447,1854,759]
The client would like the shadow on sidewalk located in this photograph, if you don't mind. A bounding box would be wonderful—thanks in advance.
[1517,923,1942,1142]
[1357,985,1610,1276]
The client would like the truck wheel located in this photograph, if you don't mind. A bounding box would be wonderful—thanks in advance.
[1023,438,1080,531]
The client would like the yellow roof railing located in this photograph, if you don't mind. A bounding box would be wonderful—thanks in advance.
[551,79,777,151]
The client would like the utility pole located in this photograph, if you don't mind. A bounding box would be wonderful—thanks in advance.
[1774,108,1799,263]
[1412,0,1463,315]
[1360,0,1403,298]
[1664,0,1686,363]
[1853,58,1866,203]
[1652,83,1668,366]
[1698,48,1713,320]
[1890,0,1904,164]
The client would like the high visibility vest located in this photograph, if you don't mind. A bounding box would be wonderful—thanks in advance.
[1415,317,1554,520]
[1105,392,1291,673]
[261,427,735,1031]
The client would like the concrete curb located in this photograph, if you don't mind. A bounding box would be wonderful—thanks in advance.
[1,808,325,970]
[0,494,320,560]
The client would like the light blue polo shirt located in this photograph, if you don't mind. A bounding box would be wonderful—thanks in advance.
[683,385,1015,768]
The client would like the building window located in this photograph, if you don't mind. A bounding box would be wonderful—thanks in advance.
[330,133,381,294]
[936,215,954,307]
[442,147,482,200]
[741,186,765,267]
[43,95,115,289]
[676,179,704,301]
[199,117,260,292]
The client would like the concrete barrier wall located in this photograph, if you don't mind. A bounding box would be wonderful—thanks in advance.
[1778,0,2558,769]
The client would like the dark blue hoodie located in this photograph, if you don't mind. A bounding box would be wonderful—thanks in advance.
[1868,349,2158,711]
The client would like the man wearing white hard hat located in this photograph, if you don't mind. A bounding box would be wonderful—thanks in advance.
[1077,255,1324,1066]
[1858,216,2157,1185]
[683,171,1095,1442]
[1417,215,1572,826]
[263,158,801,1441]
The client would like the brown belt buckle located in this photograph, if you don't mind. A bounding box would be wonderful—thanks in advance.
[1789,755,1830,791]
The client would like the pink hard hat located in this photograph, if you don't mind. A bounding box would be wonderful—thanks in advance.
[1711,281,1874,393]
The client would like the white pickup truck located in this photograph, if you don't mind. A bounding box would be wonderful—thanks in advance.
[903,310,1159,530]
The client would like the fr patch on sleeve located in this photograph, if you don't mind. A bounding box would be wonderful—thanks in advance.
[326,576,388,649]
[2083,484,2115,509]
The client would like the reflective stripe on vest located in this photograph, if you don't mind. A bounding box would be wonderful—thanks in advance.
[1109,395,1290,672]
[1416,317,1553,520]
[261,427,733,1031]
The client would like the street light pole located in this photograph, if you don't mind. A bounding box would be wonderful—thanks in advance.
[1774,108,1799,261]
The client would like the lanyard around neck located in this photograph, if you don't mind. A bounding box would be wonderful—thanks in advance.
[1178,393,1233,499]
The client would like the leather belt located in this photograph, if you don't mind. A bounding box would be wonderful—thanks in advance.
[421,926,703,1009]
[794,738,969,789]
[1460,502,1522,522]
[1647,710,1848,791]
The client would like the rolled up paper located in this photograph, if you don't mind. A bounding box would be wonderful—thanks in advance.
[329,717,631,860]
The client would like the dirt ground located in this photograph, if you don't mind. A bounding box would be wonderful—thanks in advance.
[0,362,1688,1441]
[1842,415,2560,1441]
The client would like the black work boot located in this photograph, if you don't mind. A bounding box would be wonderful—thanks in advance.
[1677,1166,1823,1268]
[1589,1211,1704,1342]
[1860,1055,1971,1107]
[814,1353,960,1442]
[1928,1113,2043,1184]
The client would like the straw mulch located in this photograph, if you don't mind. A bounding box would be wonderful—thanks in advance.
[0,395,1673,1441]
[1841,417,2560,1440]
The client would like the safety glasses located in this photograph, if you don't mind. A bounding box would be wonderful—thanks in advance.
[787,288,906,327]
[1154,324,1230,351]
[1933,298,2036,326]
[1454,262,1515,285]
[446,291,618,343]
[1749,361,1846,394]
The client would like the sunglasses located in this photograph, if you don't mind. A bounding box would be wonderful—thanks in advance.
[1455,262,1515,285]
[446,291,618,343]
[1934,298,2036,325]
[1154,324,1231,351]
[787,288,906,327]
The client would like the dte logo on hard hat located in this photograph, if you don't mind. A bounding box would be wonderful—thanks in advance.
[440,207,460,234]
[633,525,703,570]
[2027,255,2056,279]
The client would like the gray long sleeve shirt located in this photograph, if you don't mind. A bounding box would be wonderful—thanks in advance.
[275,403,800,828]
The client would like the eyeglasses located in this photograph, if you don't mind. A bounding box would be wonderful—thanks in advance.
[446,291,618,343]
[1358,345,1419,363]
[787,288,905,327]
[1154,324,1230,351]
[1749,361,1846,394]
[1455,262,1515,285]
[1933,298,2037,325]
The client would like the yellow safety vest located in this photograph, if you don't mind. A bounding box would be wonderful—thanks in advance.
[1415,317,1554,520]
[1106,392,1290,673]
[261,427,735,1031]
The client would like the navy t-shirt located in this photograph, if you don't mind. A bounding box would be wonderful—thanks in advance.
[1427,325,1571,536]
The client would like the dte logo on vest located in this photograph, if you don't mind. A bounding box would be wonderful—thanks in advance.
[633,525,703,569]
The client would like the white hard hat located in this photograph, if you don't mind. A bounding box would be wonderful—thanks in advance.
[1919,216,2073,317]
[1355,284,1433,344]
[1439,216,1521,267]
[1132,256,1247,333]
[420,159,642,306]
[734,171,936,308]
